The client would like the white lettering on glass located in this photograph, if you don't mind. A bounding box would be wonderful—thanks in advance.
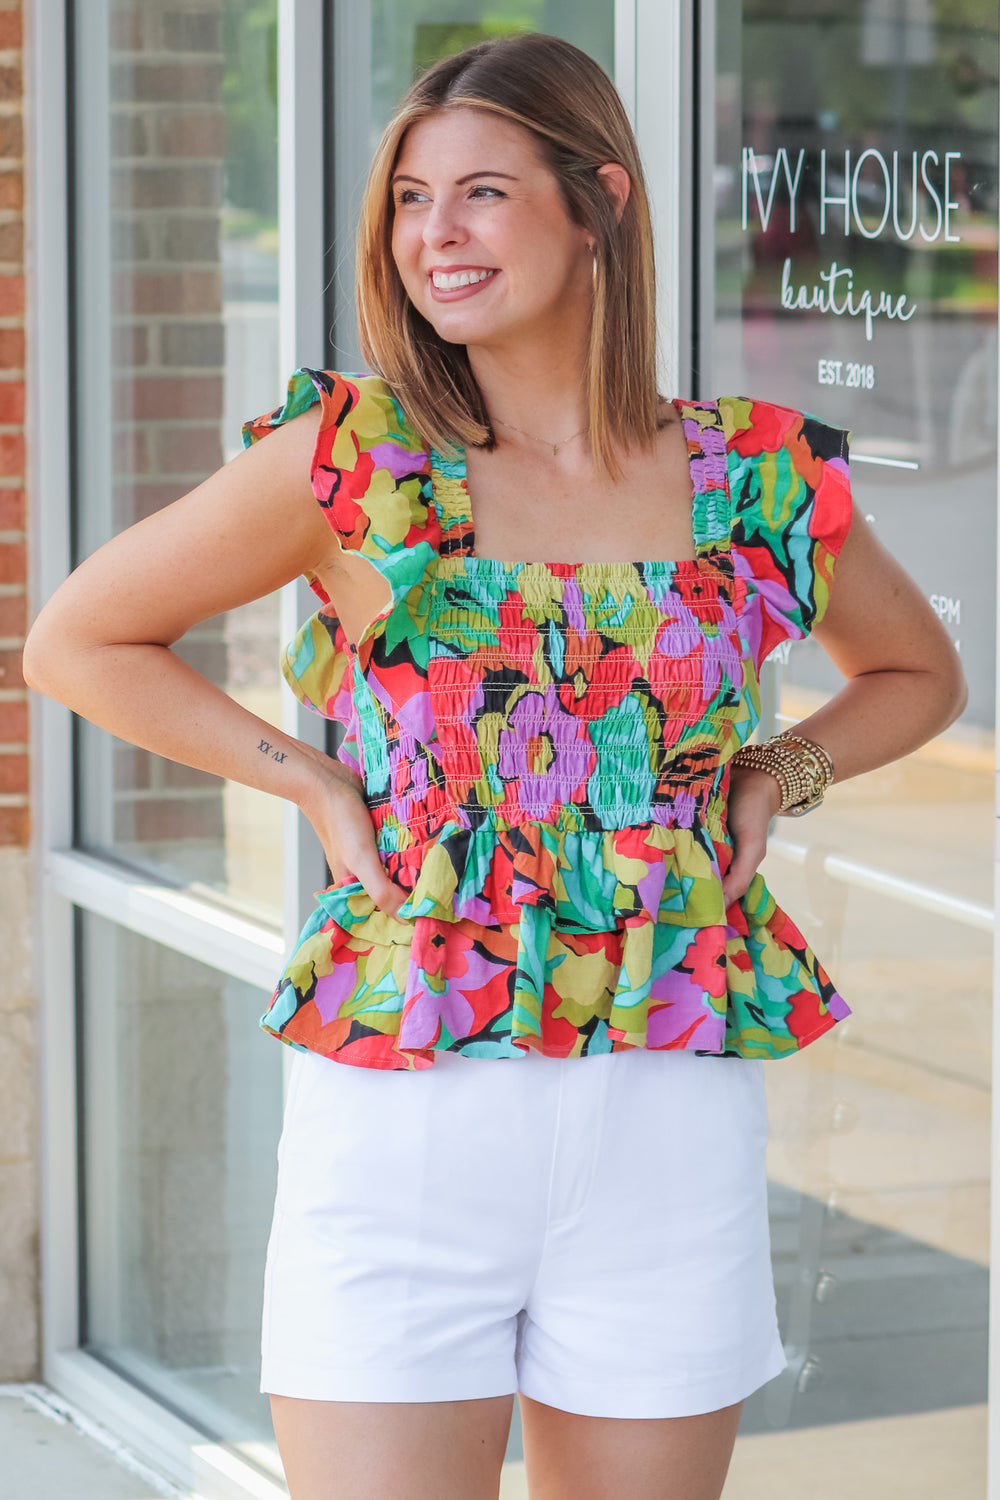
[782,259,916,341]
[920,150,942,241]
[852,148,892,239]
[930,594,961,626]
[944,152,961,242]
[742,147,806,232]
[818,358,875,388]
[820,148,851,235]
[892,151,919,240]
[743,146,963,246]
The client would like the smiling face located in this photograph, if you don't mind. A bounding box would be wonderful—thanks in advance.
[389,106,595,355]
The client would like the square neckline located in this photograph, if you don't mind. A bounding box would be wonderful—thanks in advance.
[429,397,731,573]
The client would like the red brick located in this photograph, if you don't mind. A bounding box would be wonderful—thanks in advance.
[114,744,152,791]
[158,111,225,159]
[154,426,223,475]
[160,217,219,261]
[111,112,150,158]
[113,427,150,475]
[0,274,23,317]
[163,758,220,790]
[0,378,23,421]
[0,752,26,793]
[112,163,223,211]
[0,539,23,581]
[110,10,145,51]
[0,67,21,104]
[117,62,223,104]
[0,431,23,474]
[0,13,21,48]
[0,591,24,634]
[0,221,23,263]
[0,172,22,211]
[0,646,24,686]
[115,271,221,316]
[0,486,23,527]
[0,327,24,368]
[112,324,149,366]
[0,804,29,846]
[0,116,22,159]
[0,699,27,742]
[117,481,188,521]
[174,640,227,682]
[130,797,224,843]
[162,12,222,53]
[124,375,223,422]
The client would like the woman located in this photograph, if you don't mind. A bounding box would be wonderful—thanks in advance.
[24,32,965,1500]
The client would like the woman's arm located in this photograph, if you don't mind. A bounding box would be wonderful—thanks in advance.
[22,404,406,916]
[721,501,968,906]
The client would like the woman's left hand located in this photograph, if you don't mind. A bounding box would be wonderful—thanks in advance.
[720,765,782,908]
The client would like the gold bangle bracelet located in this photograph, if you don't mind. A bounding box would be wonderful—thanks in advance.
[731,731,835,816]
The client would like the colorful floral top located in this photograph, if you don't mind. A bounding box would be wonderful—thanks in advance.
[242,369,853,1071]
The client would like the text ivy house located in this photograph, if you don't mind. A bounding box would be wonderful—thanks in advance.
[743,146,963,340]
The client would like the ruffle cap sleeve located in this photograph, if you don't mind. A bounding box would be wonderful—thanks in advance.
[241,369,438,746]
[720,396,852,671]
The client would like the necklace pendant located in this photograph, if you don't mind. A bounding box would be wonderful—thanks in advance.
[552,442,558,456]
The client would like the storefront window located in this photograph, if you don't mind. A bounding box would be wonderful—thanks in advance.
[712,3,995,1490]
[370,0,613,130]
[80,912,282,1458]
[71,0,283,924]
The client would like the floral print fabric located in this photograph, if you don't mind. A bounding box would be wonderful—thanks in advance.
[242,370,853,1070]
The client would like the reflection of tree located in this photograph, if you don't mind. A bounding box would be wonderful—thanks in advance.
[222,0,277,225]
[412,21,536,81]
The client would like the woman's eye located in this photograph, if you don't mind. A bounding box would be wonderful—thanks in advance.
[396,189,427,206]
[469,184,504,200]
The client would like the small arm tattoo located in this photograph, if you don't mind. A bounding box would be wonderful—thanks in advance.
[258,738,287,765]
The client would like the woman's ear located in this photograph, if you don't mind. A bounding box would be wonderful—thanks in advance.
[596,162,631,223]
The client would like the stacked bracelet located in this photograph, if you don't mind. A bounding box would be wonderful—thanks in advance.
[730,731,835,816]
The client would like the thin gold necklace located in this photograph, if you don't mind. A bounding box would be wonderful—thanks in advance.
[491,414,589,458]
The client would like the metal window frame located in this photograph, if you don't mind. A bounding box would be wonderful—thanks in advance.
[633,0,691,397]
[28,0,327,1494]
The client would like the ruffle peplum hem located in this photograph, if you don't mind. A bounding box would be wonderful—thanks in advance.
[260,811,850,1071]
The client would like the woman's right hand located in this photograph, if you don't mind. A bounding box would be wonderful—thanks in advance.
[297,756,407,918]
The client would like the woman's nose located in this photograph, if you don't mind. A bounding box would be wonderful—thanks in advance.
[423,197,466,251]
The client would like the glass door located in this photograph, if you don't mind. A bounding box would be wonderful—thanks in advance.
[707,3,996,1494]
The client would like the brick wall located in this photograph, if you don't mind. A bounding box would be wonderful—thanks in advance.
[0,0,36,1385]
[108,0,227,871]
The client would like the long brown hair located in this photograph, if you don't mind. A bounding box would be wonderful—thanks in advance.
[355,33,660,479]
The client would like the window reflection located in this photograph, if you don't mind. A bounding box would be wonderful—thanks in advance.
[73,0,283,922]
[80,912,282,1454]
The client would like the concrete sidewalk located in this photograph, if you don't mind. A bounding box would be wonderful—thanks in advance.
[0,1385,188,1500]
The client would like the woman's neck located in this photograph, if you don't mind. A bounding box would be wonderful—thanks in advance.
[466,331,589,445]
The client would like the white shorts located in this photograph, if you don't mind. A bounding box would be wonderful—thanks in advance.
[260,1045,787,1419]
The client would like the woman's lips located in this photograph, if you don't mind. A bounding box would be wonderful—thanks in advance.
[428,267,500,301]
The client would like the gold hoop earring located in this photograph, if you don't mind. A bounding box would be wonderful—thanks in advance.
[591,252,598,288]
